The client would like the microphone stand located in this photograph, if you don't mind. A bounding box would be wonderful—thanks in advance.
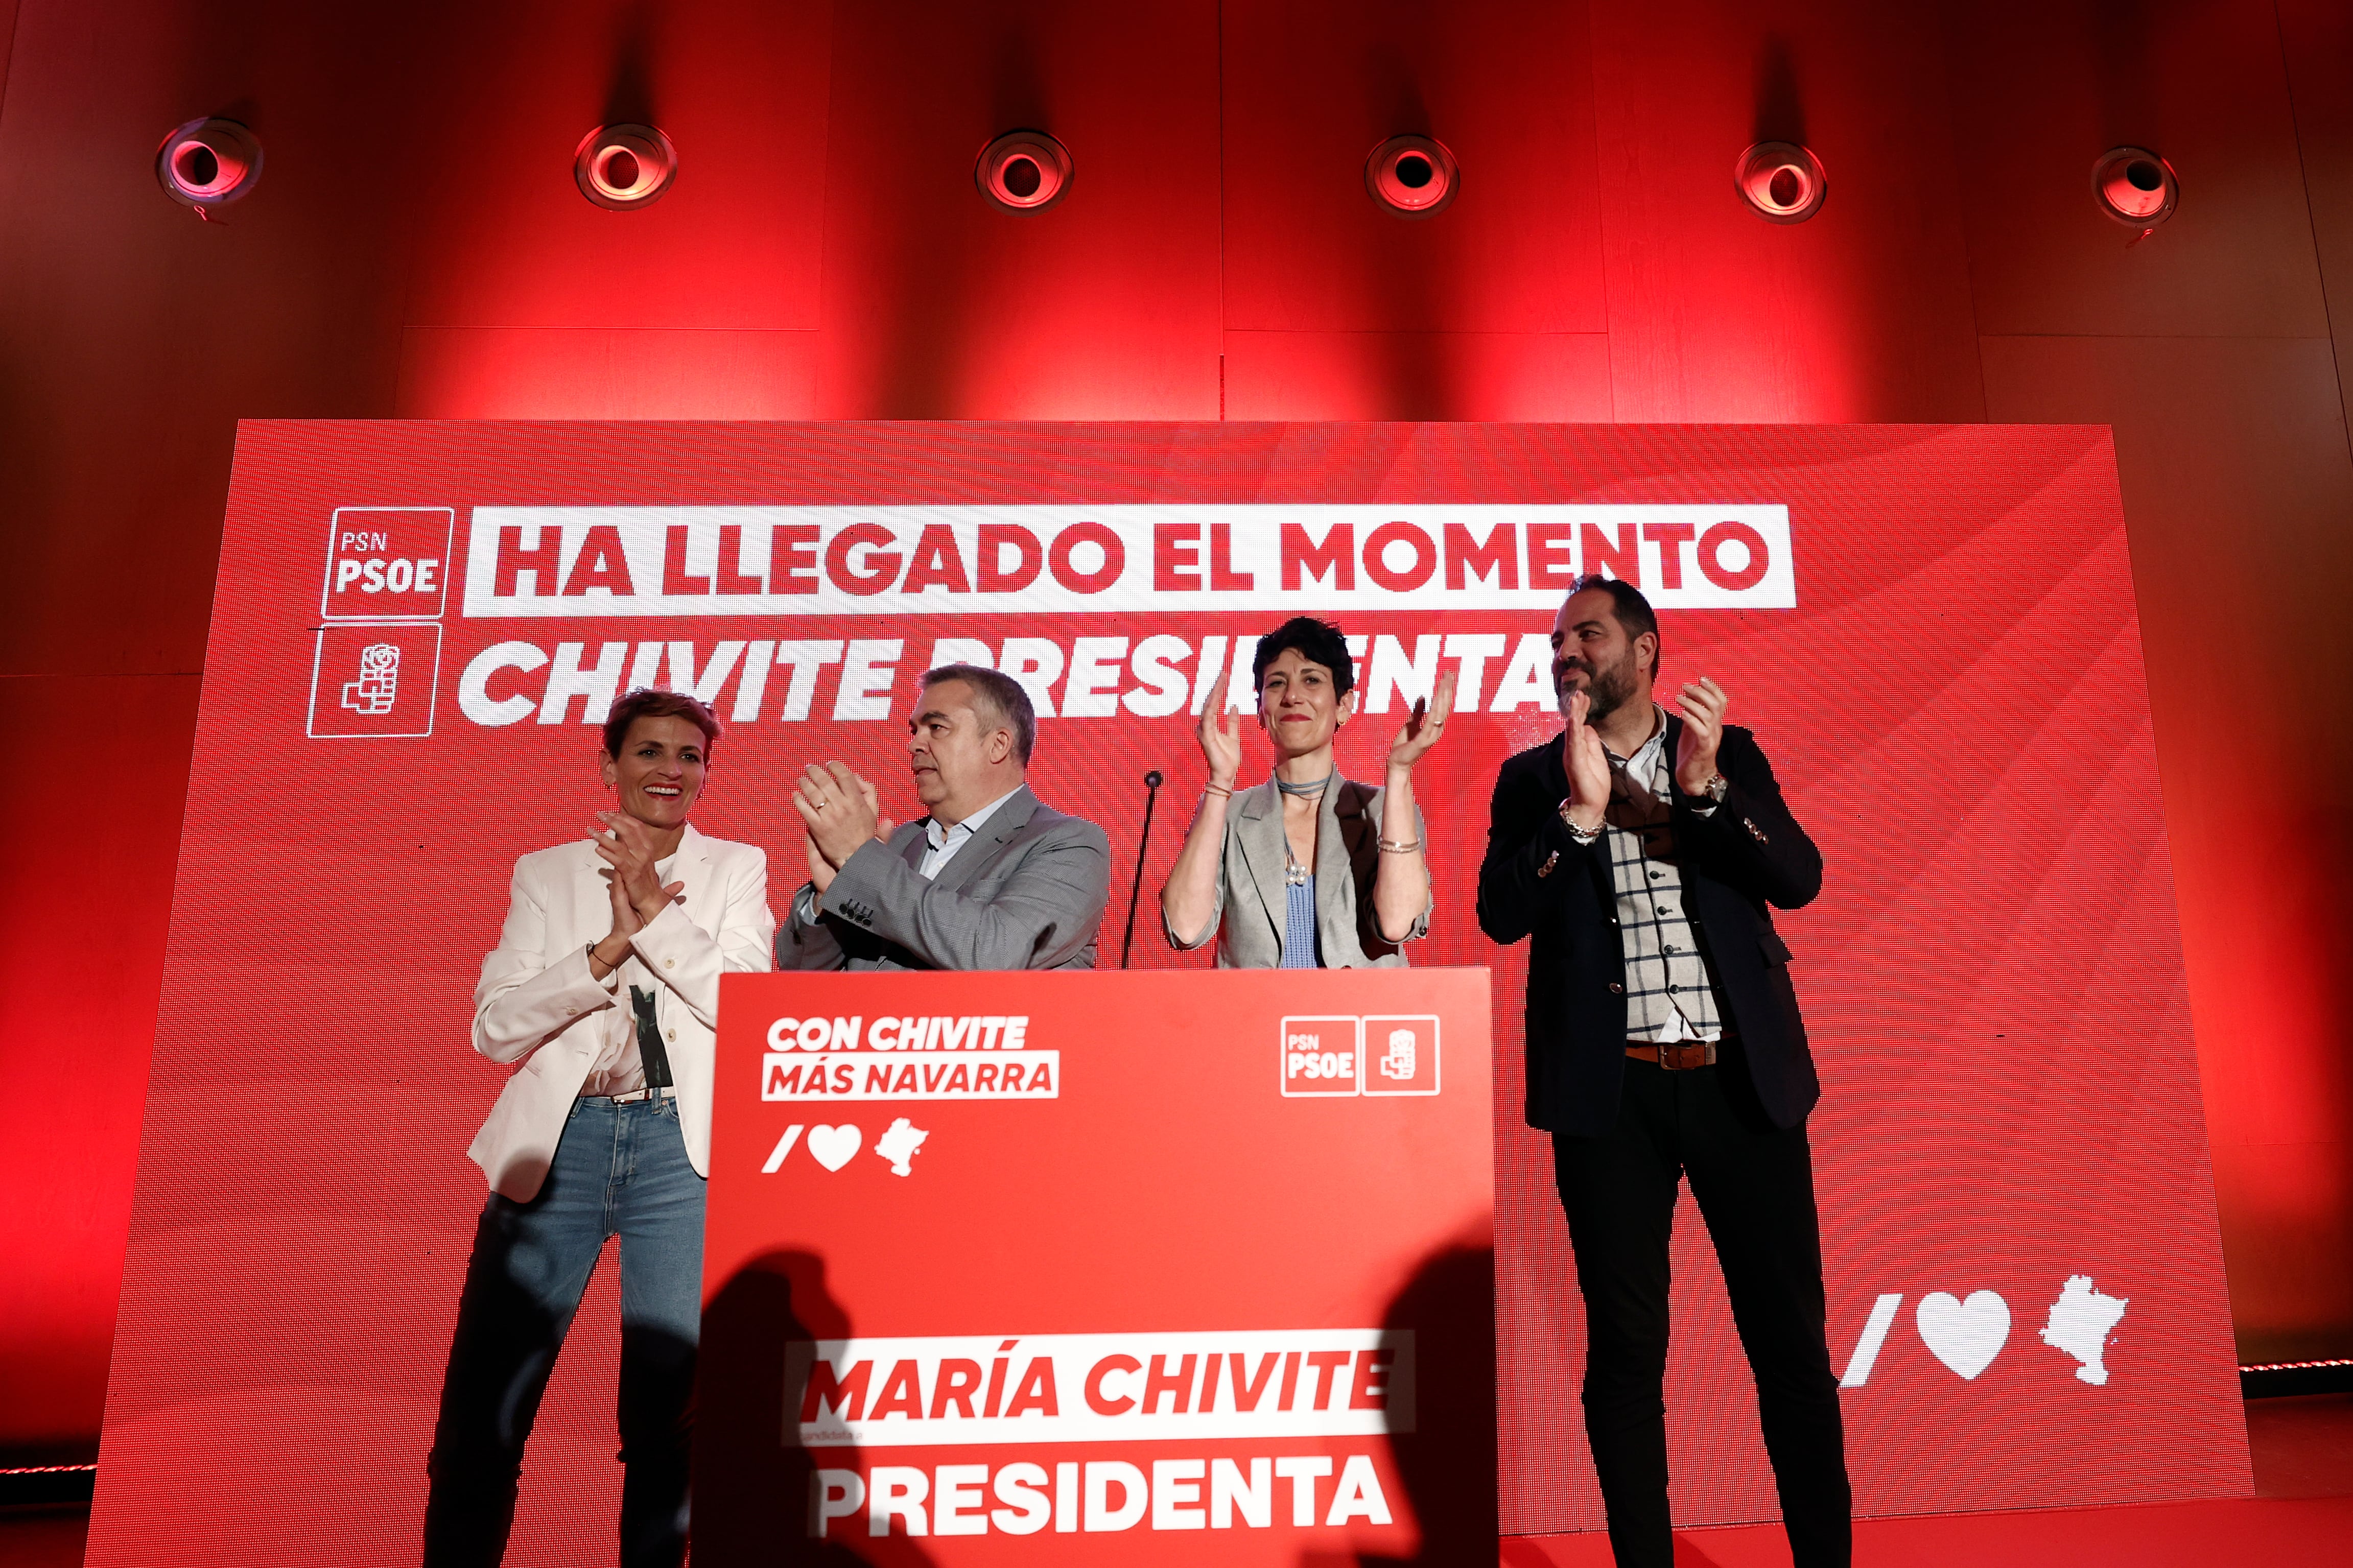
[1119,770,1164,969]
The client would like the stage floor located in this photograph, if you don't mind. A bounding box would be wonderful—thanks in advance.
[1513,1392,2353,1567]
[8,1394,2348,1566]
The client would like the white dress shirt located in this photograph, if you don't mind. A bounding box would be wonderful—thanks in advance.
[916,785,1025,880]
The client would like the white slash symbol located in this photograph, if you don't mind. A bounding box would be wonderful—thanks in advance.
[760,1125,805,1174]
[1840,1293,1904,1387]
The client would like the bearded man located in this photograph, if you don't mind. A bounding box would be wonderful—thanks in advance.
[1476,575,1851,1568]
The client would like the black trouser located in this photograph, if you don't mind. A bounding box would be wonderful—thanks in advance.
[1551,1050,1851,1568]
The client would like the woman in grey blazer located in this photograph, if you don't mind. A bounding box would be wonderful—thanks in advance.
[1161,616,1453,967]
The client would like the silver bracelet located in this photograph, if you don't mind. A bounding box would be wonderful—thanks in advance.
[1377,837,1422,853]
[1558,800,1606,845]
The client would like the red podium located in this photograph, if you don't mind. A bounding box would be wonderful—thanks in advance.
[695,967,1495,1565]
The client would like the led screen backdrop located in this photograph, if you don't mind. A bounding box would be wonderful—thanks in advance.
[89,421,2248,1564]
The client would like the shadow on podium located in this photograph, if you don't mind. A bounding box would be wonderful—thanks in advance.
[695,1250,937,1568]
[1311,1240,1500,1568]
[694,1241,1495,1566]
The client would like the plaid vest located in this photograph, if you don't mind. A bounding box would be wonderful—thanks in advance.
[1603,732,1726,1042]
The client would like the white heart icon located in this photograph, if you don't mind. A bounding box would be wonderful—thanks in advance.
[806,1124,862,1173]
[1915,1290,2011,1380]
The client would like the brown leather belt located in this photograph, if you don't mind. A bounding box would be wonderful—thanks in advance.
[1626,1041,1720,1071]
[580,1085,675,1104]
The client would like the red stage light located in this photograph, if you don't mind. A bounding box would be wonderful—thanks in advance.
[154,118,262,217]
[2091,147,2177,230]
[1734,141,1827,224]
[574,123,678,210]
[975,130,1073,212]
[1363,134,1458,219]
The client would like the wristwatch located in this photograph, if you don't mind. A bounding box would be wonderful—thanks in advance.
[1691,772,1728,804]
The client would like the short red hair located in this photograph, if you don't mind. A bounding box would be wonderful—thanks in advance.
[601,687,722,760]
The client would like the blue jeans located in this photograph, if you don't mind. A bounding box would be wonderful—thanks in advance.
[424,1096,705,1567]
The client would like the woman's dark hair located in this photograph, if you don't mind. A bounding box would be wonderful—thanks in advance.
[602,688,723,761]
[1252,616,1355,697]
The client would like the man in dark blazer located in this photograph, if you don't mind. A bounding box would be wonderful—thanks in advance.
[780,663,1109,972]
[1477,576,1849,1568]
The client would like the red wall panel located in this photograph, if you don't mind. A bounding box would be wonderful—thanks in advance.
[1589,1,1987,423]
[1946,0,2331,339]
[399,0,834,334]
[0,675,198,1448]
[389,0,834,419]
[813,1,1222,419]
[0,0,410,677]
[1220,0,1611,420]
[1982,332,2353,1360]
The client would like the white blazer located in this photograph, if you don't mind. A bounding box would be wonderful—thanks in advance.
[467,823,774,1201]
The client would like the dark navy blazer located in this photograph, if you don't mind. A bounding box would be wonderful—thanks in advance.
[1475,716,1825,1137]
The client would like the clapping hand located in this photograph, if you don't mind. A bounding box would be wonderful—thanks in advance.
[1389,669,1456,772]
[1195,699,1243,790]
[1562,690,1613,830]
[593,811,686,927]
[1673,678,1728,795]
[797,764,894,889]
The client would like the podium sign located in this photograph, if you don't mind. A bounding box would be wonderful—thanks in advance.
[697,967,1495,1565]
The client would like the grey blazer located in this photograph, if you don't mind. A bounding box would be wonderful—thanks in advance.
[775,785,1110,971]
[1164,774,1429,968]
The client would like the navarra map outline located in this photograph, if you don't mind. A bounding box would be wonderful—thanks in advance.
[875,1116,929,1177]
[2039,1275,2128,1385]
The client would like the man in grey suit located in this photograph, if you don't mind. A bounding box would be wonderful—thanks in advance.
[777,663,1111,971]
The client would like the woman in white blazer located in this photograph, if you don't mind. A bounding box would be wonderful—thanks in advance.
[1161,616,1451,968]
[425,688,773,1568]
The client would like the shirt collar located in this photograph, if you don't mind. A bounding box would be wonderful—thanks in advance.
[1605,703,1670,773]
[924,783,1025,849]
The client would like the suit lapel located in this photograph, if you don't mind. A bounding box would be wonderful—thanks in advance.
[674,823,718,925]
[930,785,1040,895]
[1317,774,1361,937]
[1538,731,1569,801]
[575,840,613,932]
[1234,781,1286,945]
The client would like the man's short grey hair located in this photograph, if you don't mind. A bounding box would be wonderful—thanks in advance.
[923,663,1037,764]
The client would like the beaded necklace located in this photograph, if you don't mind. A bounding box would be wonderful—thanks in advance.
[1277,773,1329,885]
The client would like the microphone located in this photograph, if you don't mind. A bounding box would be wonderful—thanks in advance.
[1119,770,1165,969]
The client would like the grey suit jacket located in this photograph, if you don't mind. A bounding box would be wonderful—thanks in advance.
[1164,774,1429,968]
[775,784,1111,971]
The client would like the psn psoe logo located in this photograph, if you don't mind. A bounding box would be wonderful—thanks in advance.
[1280,1016,1360,1097]
[1280,1015,1440,1098]
[1379,1029,1415,1082]
[342,643,401,715]
[307,622,440,740]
